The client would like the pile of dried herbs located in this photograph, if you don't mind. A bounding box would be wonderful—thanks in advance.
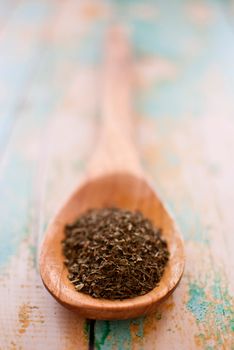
[62,207,169,300]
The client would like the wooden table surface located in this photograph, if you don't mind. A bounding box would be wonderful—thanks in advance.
[0,0,234,349]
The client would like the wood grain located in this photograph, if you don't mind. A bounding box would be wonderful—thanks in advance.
[0,0,233,349]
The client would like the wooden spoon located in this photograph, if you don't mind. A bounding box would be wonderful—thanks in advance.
[39,28,185,320]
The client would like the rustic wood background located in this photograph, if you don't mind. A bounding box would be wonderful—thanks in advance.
[0,0,233,349]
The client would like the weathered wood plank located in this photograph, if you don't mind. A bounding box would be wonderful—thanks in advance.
[94,1,234,349]
[0,1,98,348]
[0,0,233,349]
[0,0,53,159]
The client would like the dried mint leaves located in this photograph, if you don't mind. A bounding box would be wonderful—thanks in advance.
[62,207,169,300]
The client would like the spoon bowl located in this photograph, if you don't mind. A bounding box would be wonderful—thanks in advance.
[40,172,184,320]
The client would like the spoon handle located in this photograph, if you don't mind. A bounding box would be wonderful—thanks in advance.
[89,27,141,175]
[102,27,132,136]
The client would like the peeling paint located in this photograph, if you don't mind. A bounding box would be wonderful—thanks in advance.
[18,303,44,335]
[187,283,211,322]
[95,320,132,350]
[1,0,234,348]
[18,304,32,334]
[95,321,111,350]
[186,275,234,348]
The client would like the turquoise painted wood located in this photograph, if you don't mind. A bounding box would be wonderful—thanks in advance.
[0,0,233,349]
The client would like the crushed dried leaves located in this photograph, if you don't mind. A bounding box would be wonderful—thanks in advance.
[62,207,169,300]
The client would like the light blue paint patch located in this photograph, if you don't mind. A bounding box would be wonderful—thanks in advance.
[132,317,145,338]
[95,316,146,349]
[95,320,132,350]
[0,118,60,269]
[0,1,52,158]
[130,1,234,120]
[0,43,72,268]
[0,117,16,156]
[204,3,234,89]
[214,304,227,331]
[76,23,108,65]
[187,283,211,322]
[13,1,49,24]
[131,0,196,57]
[230,318,234,332]
[135,50,208,119]
[132,21,194,58]
[149,147,207,245]
[0,155,33,267]
[145,80,200,119]
[187,277,234,347]
[212,278,222,300]
[113,0,147,4]
[95,321,111,350]
[214,304,227,332]
[164,199,209,244]
[212,280,234,334]
[211,279,233,316]
[178,208,209,244]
